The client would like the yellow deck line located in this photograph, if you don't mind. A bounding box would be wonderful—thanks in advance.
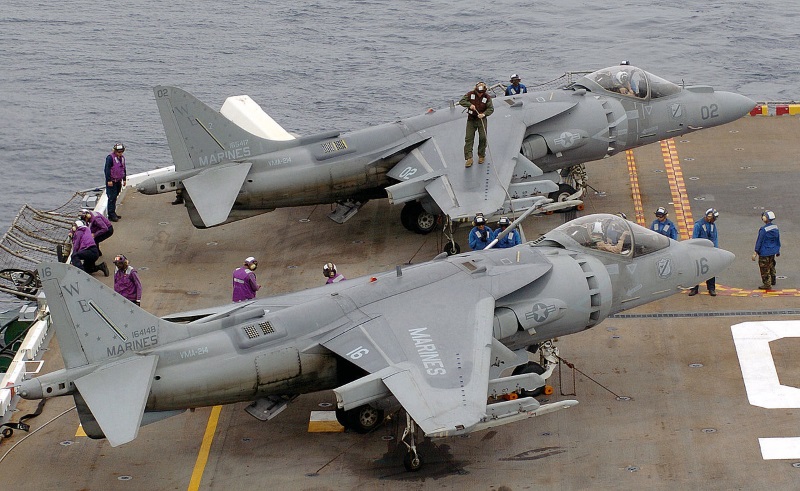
[188,405,222,491]
[625,149,646,226]
[660,139,694,239]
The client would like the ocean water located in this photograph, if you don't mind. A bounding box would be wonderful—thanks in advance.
[1,0,798,228]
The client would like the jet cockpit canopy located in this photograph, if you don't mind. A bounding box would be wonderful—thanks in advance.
[542,214,671,258]
[575,65,682,100]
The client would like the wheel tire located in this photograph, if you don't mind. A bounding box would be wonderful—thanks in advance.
[512,362,547,397]
[404,451,423,472]
[548,183,578,212]
[413,210,437,234]
[346,405,385,434]
[400,202,418,231]
[443,241,461,255]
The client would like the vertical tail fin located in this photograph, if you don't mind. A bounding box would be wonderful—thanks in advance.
[153,86,295,171]
[37,262,189,369]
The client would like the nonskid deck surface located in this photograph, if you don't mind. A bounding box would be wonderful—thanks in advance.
[3,116,800,490]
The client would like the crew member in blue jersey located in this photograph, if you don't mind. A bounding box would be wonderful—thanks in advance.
[650,206,678,240]
[688,208,719,297]
[505,74,527,96]
[492,216,521,248]
[752,210,781,290]
[469,213,493,250]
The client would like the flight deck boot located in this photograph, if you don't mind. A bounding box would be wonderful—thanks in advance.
[465,157,473,168]
[478,156,485,164]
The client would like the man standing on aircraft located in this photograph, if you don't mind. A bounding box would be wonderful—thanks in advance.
[80,209,114,256]
[232,257,261,302]
[469,214,493,250]
[505,74,527,96]
[752,210,780,290]
[492,216,521,248]
[650,207,678,240]
[104,143,127,222]
[323,263,346,284]
[113,254,142,305]
[459,82,494,168]
[688,208,720,296]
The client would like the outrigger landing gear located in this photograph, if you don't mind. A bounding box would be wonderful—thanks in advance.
[400,412,422,472]
[442,216,460,256]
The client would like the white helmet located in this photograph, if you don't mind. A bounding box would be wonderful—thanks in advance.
[705,208,719,219]
[74,220,86,228]
[615,71,629,84]
[763,210,775,221]
[323,262,336,278]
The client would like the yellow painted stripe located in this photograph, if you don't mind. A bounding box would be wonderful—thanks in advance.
[660,139,694,239]
[625,150,646,226]
[789,104,800,116]
[187,405,222,491]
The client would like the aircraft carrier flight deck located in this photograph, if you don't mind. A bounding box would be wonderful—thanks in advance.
[2,114,800,490]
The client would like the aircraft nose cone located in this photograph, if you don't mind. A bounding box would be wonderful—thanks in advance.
[683,239,735,284]
[715,91,757,122]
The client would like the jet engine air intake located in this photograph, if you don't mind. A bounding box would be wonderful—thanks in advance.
[520,134,549,163]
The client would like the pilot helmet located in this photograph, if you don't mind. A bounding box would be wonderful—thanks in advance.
[323,262,336,278]
[474,214,486,226]
[705,208,719,220]
[762,210,776,221]
[244,256,258,270]
[614,71,629,84]
[655,207,668,217]
[510,74,521,82]
[113,142,125,152]
[498,216,511,227]
[113,254,128,267]
[475,82,487,93]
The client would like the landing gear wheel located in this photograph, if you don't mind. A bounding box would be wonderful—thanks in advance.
[443,241,461,255]
[403,450,423,472]
[548,183,578,212]
[400,202,437,234]
[400,202,417,231]
[512,361,547,397]
[346,405,385,433]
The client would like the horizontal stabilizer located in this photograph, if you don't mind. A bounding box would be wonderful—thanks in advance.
[74,355,159,447]
[182,161,252,227]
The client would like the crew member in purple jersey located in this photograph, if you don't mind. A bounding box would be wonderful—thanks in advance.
[232,256,261,302]
[69,220,108,276]
[113,254,142,305]
[80,209,114,256]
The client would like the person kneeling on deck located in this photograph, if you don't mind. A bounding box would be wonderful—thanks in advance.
[69,220,108,276]
[80,209,113,257]
[113,254,142,305]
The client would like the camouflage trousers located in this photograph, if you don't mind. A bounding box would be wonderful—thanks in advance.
[758,255,777,288]
[464,118,488,159]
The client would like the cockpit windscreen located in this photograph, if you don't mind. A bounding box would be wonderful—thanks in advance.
[578,66,681,100]
[553,214,670,257]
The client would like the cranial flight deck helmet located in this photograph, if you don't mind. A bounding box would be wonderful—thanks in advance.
[113,142,125,152]
[705,208,720,220]
[762,210,776,221]
[473,213,486,226]
[655,207,668,217]
[244,256,258,270]
[323,262,337,278]
[498,216,511,227]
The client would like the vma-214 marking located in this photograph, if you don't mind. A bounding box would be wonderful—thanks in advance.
[19,214,734,471]
[137,65,755,234]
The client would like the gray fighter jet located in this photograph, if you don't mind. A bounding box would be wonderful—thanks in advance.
[138,65,754,238]
[20,214,734,471]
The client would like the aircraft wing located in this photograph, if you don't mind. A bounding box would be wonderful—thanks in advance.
[386,101,576,218]
[321,259,550,436]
